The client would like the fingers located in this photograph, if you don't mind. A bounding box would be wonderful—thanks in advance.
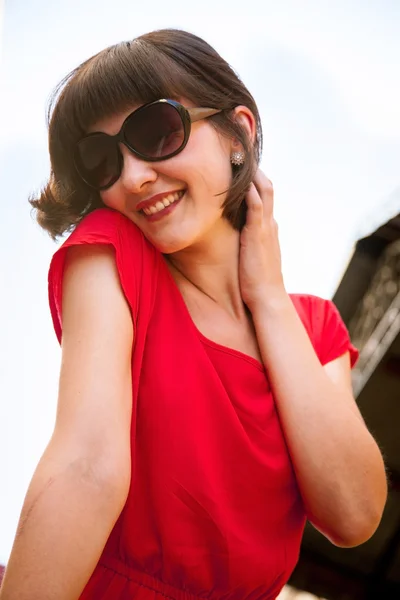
[244,169,274,225]
[253,169,274,214]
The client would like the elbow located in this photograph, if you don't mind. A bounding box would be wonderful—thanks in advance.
[310,496,387,549]
[46,434,132,513]
[318,508,385,548]
[70,453,132,513]
[100,466,131,513]
[96,456,132,509]
[329,521,380,548]
[337,496,388,548]
[311,467,388,548]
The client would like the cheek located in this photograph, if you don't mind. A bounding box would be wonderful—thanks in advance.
[182,144,232,193]
[100,189,121,211]
[200,140,232,187]
[185,124,231,172]
[200,155,232,197]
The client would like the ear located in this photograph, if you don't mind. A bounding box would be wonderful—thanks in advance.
[231,105,256,150]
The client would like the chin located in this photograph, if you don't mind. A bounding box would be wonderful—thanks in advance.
[159,241,192,255]
[143,231,192,255]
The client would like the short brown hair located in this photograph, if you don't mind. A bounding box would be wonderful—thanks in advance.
[30,29,263,239]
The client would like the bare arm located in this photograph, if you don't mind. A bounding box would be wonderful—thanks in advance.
[239,170,387,547]
[251,294,387,548]
[0,245,133,599]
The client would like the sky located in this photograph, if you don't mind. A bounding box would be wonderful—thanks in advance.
[1,0,400,566]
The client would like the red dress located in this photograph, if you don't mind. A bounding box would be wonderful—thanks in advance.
[48,208,358,600]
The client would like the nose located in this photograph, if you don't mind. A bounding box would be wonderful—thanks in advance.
[118,144,158,192]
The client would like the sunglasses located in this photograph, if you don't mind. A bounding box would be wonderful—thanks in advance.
[74,99,222,191]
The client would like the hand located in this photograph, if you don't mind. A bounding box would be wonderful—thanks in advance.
[239,169,286,311]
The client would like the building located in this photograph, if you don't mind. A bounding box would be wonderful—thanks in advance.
[288,192,400,599]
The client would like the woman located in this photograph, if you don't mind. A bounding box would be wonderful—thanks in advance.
[0,29,387,600]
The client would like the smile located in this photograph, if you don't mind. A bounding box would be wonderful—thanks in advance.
[142,190,184,216]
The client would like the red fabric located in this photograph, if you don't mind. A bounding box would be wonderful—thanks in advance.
[48,208,359,600]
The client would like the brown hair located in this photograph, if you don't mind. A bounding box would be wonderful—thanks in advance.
[30,29,263,239]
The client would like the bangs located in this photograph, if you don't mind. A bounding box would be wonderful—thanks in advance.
[48,40,194,151]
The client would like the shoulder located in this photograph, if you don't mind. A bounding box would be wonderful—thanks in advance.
[290,292,334,324]
[62,244,133,352]
[48,209,160,343]
[51,207,160,284]
[63,207,145,247]
[289,293,359,367]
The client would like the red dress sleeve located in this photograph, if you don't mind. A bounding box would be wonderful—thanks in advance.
[48,208,158,344]
[306,295,359,367]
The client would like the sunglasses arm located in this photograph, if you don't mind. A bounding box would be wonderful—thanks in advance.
[187,107,222,123]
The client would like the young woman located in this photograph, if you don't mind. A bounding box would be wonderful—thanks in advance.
[0,29,387,600]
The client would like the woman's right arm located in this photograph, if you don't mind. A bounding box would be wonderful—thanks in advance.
[0,245,134,600]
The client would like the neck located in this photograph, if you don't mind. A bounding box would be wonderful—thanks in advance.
[166,221,245,320]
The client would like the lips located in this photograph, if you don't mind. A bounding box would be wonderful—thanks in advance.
[136,189,185,212]
[143,191,184,216]
[140,190,185,222]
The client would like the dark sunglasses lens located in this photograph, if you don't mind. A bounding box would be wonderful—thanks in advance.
[125,102,185,158]
[75,134,120,189]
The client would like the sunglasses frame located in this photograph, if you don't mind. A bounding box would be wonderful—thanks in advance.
[74,99,222,191]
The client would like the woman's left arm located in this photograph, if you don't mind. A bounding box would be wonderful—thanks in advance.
[240,170,387,548]
[251,295,387,547]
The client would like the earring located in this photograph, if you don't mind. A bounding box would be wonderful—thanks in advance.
[230,151,245,166]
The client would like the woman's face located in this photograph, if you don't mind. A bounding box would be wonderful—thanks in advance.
[94,100,235,254]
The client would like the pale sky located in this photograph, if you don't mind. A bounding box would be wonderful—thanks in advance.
[1,0,399,565]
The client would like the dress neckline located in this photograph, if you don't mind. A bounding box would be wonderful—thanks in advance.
[161,257,265,373]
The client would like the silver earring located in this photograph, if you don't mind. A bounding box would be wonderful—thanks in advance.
[230,151,245,166]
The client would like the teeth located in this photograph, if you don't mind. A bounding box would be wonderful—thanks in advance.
[143,191,183,216]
